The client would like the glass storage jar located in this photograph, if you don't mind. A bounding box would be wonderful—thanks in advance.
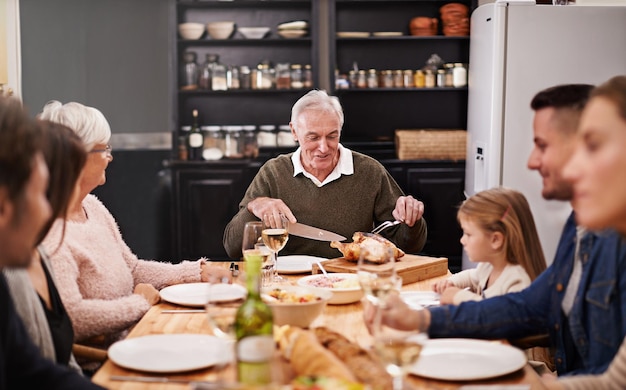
[276,63,291,90]
[242,125,259,158]
[223,125,244,158]
[290,64,303,89]
[303,64,313,88]
[367,69,378,88]
[453,63,467,87]
[239,65,251,90]
[254,61,274,90]
[211,55,227,91]
[393,70,404,88]
[180,51,198,90]
[277,125,297,147]
[227,65,240,90]
[414,70,425,88]
[257,125,277,147]
[202,125,224,161]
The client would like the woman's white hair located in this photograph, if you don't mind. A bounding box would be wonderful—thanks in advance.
[290,89,344,128]
[38,100,111,151]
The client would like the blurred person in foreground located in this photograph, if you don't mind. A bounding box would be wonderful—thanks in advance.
[365,83,626,377]
[38,101,231,369]
[546,75,626,389]
[0,96,103,388]
[223,89,427,259]
[3,120,86,374]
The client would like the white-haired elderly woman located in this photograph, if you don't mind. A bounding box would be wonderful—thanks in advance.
[223,89,428,259]
[39,101,230,367]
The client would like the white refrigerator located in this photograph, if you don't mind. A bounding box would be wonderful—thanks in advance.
[464,0,626,268]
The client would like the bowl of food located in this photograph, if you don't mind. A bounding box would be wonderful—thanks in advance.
[178,22,205,40]
[262,285,332,328]
[297,273,362,305]
[207,21,235,40]
[238,27,271,39]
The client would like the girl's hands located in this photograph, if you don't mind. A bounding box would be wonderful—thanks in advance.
[432,279,455,294]
[134,283,160,305]
[439,286,462,304]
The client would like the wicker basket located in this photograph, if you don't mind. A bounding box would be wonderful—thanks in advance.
[395,129,467,161]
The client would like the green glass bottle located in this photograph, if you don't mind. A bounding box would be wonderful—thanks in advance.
[187,108,204,161]
[235,250,274,385]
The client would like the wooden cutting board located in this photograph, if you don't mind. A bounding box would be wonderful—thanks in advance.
[311,254,448,285]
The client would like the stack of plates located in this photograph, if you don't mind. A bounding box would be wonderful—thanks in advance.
[278,20,309,39]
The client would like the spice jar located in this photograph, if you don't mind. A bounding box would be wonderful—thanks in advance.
[257,125,277,147]
[242,125,259,158]
[211,55,227,91]
[198,53,214,90]
[424,69,436,88]
[381,70,394,88]
[367,69,378,88]
[277,125,297,147]
[239,66,251,90]
[202,125,224,160]
[223,126,244,158]
[177,130,189,161]
[276,63,291,90]
[436,69,446,87]
[393,70,404,88]
[254,62,274,90]
[180,51,198,90]
[414,70,426,88]
[444,63,455,87]
[357,70,367,89]
[303,64,313,88]
[403,70,414,88]
[227,65,240,90]
[290,64,303,89]
[453,63,467,87]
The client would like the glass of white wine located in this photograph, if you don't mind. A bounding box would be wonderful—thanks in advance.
[357,246,402,306]
[373,314,427,390]
[261,214,289,284]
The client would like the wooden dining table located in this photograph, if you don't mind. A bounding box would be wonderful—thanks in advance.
[92,261,546,390]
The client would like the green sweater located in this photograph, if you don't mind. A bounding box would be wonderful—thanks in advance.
[223,151,427,259]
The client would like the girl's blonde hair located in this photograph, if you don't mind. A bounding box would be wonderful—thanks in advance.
[458,187,546,280]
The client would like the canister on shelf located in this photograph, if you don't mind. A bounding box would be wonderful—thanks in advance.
[223,125,244,158]
[348,70,358,88]
[436,69,446,87]
[424,69,436,88]
[257,125,277,147]
[242,125,259,158]
[202,125,224,161]
[444,63,455,87]
[180,51,198,90]
[303,64,313,88]
[240,65,251,90]
[227,65,240,90]
[403,70,414,88]
[276,63,291,90]
[211,56,227,91]
[177,128,190,161]
[357,70,367,89]
[367,69,378,88]
[290,64,303,89]
[254,61,275,90]
[393,70,404,88]
[413,69,426,88]
[277,125,297,147]
[453,63,467,87]
[381,70,394,88]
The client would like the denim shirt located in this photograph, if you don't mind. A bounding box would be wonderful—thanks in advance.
[429,212,626,376]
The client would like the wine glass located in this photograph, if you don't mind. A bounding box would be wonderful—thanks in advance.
[373,310,427,390]
[357,246,402,306]
[261,214,289,284]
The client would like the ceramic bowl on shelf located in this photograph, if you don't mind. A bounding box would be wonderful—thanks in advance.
[178,23,205,40]
[238,27,271,39]
[207,21,235,40]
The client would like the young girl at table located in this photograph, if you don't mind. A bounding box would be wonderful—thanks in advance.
[433,187,547,305]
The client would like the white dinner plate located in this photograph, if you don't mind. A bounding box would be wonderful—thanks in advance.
[372,31,403,37]
[400,290,440,309]
[108,334,232,373]
[276,255,327,274]
[409,338,527,381]
[160,283,246,307]
[336,31,370,38]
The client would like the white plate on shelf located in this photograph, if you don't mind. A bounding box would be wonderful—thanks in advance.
[278,30,308,39]
[276,255,327,274]
[160,283,246,307]
[409,338,527,381]
[373,31,403,37]
[400,291,440,309]
[108,334,232,373]
[336,31,370,38]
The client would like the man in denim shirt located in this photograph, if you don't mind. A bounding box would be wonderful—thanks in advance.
[371,84,626,376]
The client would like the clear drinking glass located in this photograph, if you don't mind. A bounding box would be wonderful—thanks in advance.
[373,313,427,390]
[262,214,289,284]
[357,246,402,306]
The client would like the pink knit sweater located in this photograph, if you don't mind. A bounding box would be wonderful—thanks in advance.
[43,195,202,344]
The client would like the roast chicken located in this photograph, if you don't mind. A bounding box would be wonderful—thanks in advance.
[330,232,405,263]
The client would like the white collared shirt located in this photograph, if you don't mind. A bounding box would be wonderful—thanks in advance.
[291,143,354,187]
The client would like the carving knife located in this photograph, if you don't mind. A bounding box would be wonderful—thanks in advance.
[289,222,346,242]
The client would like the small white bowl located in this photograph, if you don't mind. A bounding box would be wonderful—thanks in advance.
[297,273,363,305]
[207,21,235,40]
[238,27,271,39]
[262,285,332,328]
[178,23,205,40]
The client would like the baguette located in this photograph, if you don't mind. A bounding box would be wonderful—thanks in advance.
[313,327,392,390]
[276,326,356,382]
